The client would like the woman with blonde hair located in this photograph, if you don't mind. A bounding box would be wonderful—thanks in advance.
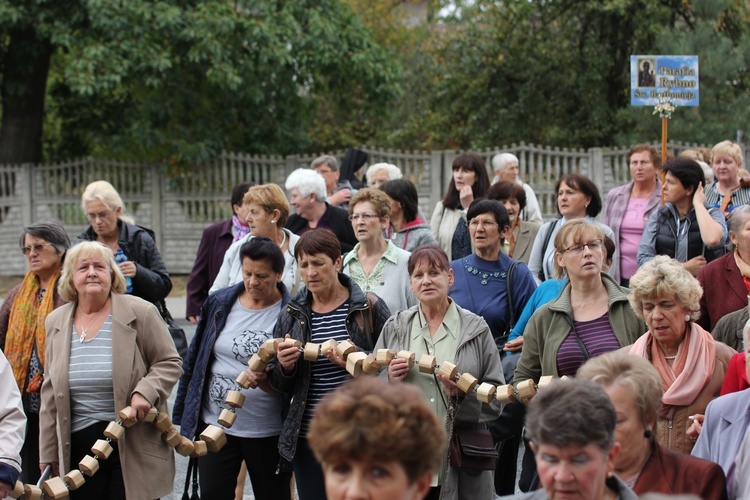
[704,140,750,217]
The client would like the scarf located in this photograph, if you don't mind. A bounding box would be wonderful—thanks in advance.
[734,250,750,294]
[630,322,715,419]
[506,217,522,257]
[232,214,250,243]
[4,269,60,392]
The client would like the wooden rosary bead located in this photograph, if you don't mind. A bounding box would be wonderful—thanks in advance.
[537,375,555,390]
[79,455,100,476]
[320,339,338,356]
[396,350,415,369]
[256,345,274,362]
[103,421,125,441]
[117,407,137,428]
[303,342,321,361]
[189,440,208,458]
[345,352,368,377]
[200,425,227,452]
[23,484,43,500]
[375,349,396,365]
[335,340,357,360]
[456,373,478,394]
[476,382,496,403]
[42,476,69,499]
[144,407,158,423]
[437,361,458,381]
[362,353,380,374]
[225,390,246,408]
[248,354,267,373]
[287,339,303,349]
[91,439,113,459]
[236,371,251,389]
[63,470,85,490]
[218,409,237,428]
[176,437,196,457]
[516,379,537,400]
[10,481,23,499]
[163,427,182,447]
[495,384,517,404]
[263,338,282,353]
[418,354,436,373]
[154,412,173,433]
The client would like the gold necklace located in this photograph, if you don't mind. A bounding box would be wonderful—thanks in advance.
[76,303,107,343]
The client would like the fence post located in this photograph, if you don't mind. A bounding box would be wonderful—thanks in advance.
[21,163,33,227]
[430,151,443,214]
[151,164,163,251]
[590,148,604,195]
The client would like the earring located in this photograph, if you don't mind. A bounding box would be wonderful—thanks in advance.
[271,220,276,224]
[684,314,691,322]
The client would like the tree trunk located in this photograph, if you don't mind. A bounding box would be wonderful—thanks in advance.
[0,28,53,164]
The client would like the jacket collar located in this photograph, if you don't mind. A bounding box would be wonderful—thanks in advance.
[548,273,629,314]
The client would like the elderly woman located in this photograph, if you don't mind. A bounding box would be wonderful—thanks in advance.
[431,153,490,261]
[704,140,750,218]
[490,153,542,224]
[174,238,292,499]
[210,183,300,296]
[381,179,437,252]
[343,188,416,314]
[0,350,26,498]
[578,352,727,498]
[366,162,403,189]
[516,220,644,385]
[311,155,357,209]
[637,158,727,276]
[376,245,504,500]
[284,168,357,253]
[697,205,750,331]
[449,199,536,352]
[267,229,391,499]
[0,220,70,485]
[487,181,541,264]
[604,144,663,286]
[528,173,616,284]
[502,379,637,500]
[77,180,172,305]
[40,241,182,499]
[627,256,735,455]
[308,377,444,500]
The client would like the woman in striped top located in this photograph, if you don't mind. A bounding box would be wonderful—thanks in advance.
[268,229,391,500]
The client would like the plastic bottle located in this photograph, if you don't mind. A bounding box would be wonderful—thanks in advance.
[115,249,133,293]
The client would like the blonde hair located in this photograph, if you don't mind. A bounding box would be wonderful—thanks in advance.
[243,184,290,228]
[81,180,135,224]
[711,140,743,167]
[552,219,606,278]
[58,241,127,301]
[348,188,392,218]
[628,255,703,321]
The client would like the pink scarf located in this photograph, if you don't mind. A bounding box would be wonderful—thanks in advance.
[630,322,715,418]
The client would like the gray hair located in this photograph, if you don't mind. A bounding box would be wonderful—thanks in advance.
[285,168,328,201]
[491,153,520,173]
[310,155,339,171]
[20,220,71,255]
[728,205,750,237]
[525,378,616,452]
[365,163,403,185]
[81,180,135,224]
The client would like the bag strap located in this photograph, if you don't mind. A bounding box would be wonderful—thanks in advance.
[537,222,556,282]
[182,457,194,500]
[564,315,591,361]
[506,261,519,330]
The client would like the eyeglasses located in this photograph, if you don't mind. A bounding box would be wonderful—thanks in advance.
[22,242,53,255]
[468,219,498,229]
[562,239,603,255]
[348,213,379,222]
[316,169,334,175]
[86,211,112,221]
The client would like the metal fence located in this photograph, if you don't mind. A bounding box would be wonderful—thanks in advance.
[0,141,720,275]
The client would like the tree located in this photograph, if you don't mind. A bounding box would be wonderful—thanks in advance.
[0,1,400,163]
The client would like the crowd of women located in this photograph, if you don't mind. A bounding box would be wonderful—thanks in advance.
[1,144,750,500]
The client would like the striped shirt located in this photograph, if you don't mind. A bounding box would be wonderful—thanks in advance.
[69,315,115,433]
[300,302,350,436]
[556,313,620,376]
[705,182,750,216]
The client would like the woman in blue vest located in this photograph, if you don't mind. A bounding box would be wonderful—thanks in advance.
[637,157,727,277]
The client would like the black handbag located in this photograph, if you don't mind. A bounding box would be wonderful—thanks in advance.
[449,427,499,470]
[156,300,188,359]
[182,457,200,500]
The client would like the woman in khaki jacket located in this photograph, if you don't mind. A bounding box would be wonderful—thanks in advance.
[40,241,182,500]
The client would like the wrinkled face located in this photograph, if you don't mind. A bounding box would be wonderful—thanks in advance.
[245,203,276,238]
[504,161,520,181]
[453,167,476,192]
[641,292,691,349]
[409,262,453,305]
[557,182,590,218]
[555,231,605,280]
[350,201,387,245]
[662,172,692,204]
[85,199,120,239]
[604,384,653,475]
[629,151,657,184]
[72,254,112,297]
[500,198,521,226]
[712,155,740,184]
[369,170,391,189]
[298,252,341,294]
[729,215,750,257]
[23,234,62,278]
[469,212,507,254]
[534,441,617,500]
[322,459,431,500]
[315,164,340,191]
[290,188,316,220]
[241,257,281,300]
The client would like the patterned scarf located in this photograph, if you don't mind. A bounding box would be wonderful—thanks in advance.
[4,269,60,392]
[232,214,250,242]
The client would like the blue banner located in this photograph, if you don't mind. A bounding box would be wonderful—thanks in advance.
[630,55,699,106]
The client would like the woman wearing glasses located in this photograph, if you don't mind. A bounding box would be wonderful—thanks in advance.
[343,188,416,314]
[77,180,172,306]
[515,220,645,386]
[0,221,70,486]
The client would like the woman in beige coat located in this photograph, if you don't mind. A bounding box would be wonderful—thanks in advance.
[40,241,182,500]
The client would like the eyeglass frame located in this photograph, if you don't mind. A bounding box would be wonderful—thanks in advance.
[561,238,603,255]
[348,213,380,222]
[85,211,113,222]
[22,242,55,255]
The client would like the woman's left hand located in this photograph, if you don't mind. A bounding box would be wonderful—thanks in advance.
[118,261,137,278]
[693,183,707,207]
[326,349,347,369]
[459,185,474,211]
[437,374,461,397]
[245,366,268,389]
[129,392,152,422]
[687,413,704,442]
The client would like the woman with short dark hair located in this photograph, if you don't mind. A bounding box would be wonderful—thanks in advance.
[487,181,540,264]
[381,179,437,252]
